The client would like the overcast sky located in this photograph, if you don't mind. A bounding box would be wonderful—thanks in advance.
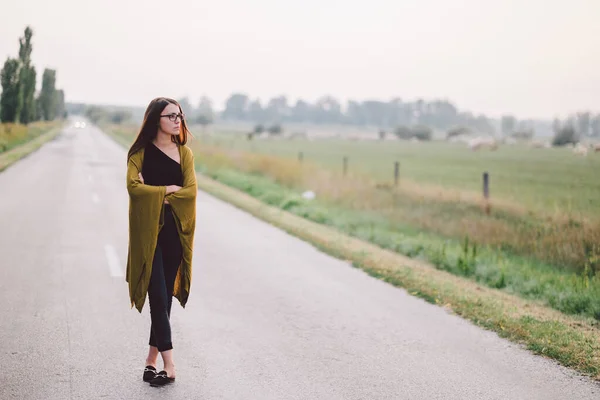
[1,0,599,119]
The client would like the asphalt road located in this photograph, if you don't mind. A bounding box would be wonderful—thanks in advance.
[0,122,598,399]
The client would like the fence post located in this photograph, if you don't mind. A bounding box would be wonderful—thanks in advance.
[483,172,490,215]
[343,156,348,176]
[394,161,400,186]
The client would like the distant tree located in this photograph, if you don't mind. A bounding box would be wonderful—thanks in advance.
[54,89,65,120]
[0,58,21,122]
[590,114,600,137]
[394,125,412,139]
[576,112,591,136]
[17,26,36,124]
[386,98,403,127]
[267,124,282,135]
[472,115,495,134]
[429,100,458,129]
[508,120,534,139]
[18,65,36,123]
[248,99,264,122]
[197,96,213,114]
[511,130,534,140]
[196,96,214,129]
[110,109,131,124]
[501,115,517,136]
[447,126,471,139]
[414,99,424,121]
[177,97,193,117]
[265,95,289,122]
[35,96,44,120]
[552,117,561,135]
[65,102,86,116]
[38,68,57,121]
[346,100,366,125]
[314,95,342,123]
[84,106,106,124]
[222,93,249,120]
[362,100,388,127]
[378,129,386,140]
[552,123,579,146]
[411,125,433,141]
[290,99,311,122]
[253,124,265,134]
[196,115,212,131]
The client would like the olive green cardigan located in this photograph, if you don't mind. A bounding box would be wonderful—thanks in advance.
[125,144,197,313]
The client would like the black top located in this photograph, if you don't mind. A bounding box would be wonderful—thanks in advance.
[141,142,183,187]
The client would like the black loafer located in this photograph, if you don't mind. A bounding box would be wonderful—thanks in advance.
[149,370,175,387]
[143,365,157,382]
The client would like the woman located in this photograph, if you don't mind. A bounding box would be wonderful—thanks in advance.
[125,97,197,386]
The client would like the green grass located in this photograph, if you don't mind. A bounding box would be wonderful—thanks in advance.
[204,131,600,217]
[0,122,61,153]
[0,122,63,172]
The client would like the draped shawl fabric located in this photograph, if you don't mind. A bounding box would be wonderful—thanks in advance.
[125,144,197,313]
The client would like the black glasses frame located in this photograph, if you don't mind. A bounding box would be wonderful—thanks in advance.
[160,113,185,122]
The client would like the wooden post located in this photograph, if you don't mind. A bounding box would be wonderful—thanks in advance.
[298,152,303,163]
[483,172,490,215]
[343,156,348,176]
[394,161,400,186]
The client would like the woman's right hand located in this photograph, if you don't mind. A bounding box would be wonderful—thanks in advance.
[166,185,182,194]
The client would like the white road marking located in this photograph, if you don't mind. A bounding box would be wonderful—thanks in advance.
[88,174,93,183]
[92,193,100,203]
[104,244,123,277]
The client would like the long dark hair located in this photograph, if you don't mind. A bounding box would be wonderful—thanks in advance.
[127,97,192,160]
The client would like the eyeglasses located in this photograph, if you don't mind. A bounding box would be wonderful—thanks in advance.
[160,113,185,122]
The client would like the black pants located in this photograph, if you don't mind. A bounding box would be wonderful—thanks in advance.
[148,205,182,352]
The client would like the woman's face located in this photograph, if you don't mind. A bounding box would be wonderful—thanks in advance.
[158,103,183,136]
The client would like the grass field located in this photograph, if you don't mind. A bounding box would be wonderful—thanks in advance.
[105,123,600,379]
[204,131,600,217]
[0,121,61,153]
[198,129,600,273]
[0,121,63,172]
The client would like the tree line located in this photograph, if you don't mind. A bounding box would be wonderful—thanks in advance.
[215,93,499,135]
[175,92,600,141]
[0,26,66,124]
[550,112,600,146]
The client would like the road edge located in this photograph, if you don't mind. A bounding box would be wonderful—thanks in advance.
[0,124,63,173]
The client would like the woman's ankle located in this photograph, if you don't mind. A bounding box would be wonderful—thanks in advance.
[163,365,176,377]
[145,358,158,367]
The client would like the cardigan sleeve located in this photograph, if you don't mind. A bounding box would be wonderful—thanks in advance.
[126,150,167,312]
[164,145,197,223]
[164,145,197,309]
[126,154,167,200]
